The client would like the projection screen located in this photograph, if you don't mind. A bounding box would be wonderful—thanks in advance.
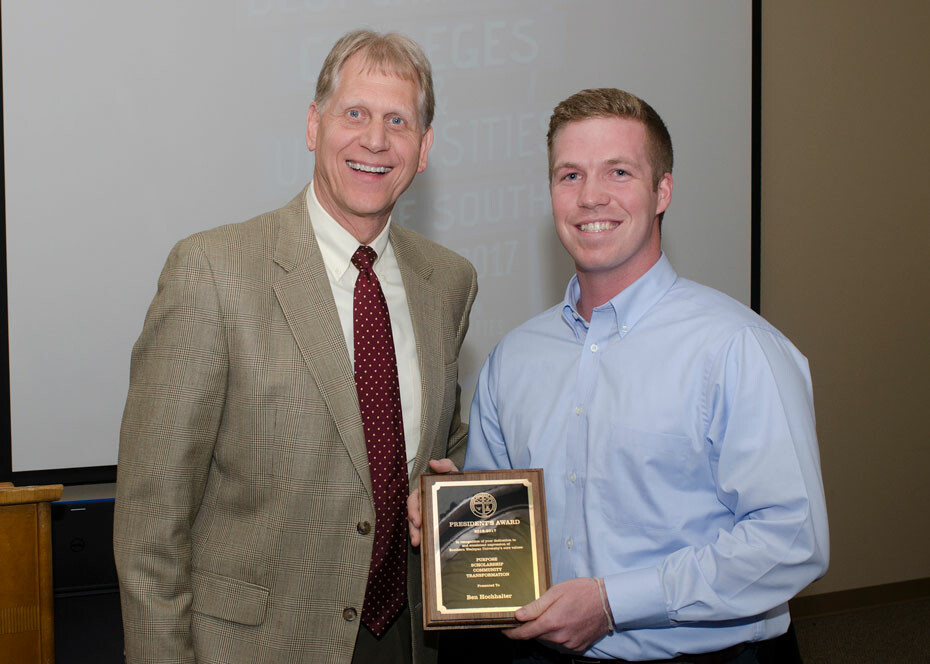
[3,1,753,477]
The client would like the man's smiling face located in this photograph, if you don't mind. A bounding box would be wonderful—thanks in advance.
[306,50,433,243]
[550,116,672,294]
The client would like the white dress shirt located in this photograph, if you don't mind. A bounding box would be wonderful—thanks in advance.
[306,182,422,467]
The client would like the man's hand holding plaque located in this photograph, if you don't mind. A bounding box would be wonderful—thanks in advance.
[503,577,614,652]
[408,459,458,547]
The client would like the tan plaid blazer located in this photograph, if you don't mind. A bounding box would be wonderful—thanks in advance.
[114,186,477,664]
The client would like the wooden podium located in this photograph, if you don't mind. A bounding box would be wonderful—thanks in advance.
[0,482,63,664]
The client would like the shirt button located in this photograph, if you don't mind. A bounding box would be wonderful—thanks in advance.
[621,325,629,332]
[357,521,371,535]
[569,472,576,483]
[343,607,357,622]
[590,343,598,352]
[566,538,574,549]
[575,406,582,415]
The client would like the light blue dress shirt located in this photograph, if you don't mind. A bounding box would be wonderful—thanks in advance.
[465,255,829,660]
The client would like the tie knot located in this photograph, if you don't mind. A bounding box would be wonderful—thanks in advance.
[352,245,377,272]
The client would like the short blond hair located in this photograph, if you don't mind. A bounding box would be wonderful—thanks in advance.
[315,29,435,131]
[547,88,673,188]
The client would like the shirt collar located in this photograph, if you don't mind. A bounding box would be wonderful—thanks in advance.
[561,253,678,340]
[306,180,392,281]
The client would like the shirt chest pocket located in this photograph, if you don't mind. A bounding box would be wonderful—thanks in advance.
[590,425,709,532]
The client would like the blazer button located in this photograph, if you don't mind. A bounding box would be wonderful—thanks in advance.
[357,520,372,535]
[343,607,357,622]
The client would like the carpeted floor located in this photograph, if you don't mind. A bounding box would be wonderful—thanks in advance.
[794,597,930,663]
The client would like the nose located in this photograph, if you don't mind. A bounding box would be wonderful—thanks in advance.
[360,120,388,152]
[579,177,609,208]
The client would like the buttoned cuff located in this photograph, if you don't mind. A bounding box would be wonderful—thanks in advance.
[604,567,670,630]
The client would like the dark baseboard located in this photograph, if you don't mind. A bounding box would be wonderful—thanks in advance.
[790,577,930,619]
[7,465,117,486]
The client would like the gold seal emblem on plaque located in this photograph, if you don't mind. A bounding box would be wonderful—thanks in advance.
[469,492,498,519]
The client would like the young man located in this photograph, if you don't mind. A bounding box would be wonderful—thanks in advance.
[463,88,828,662]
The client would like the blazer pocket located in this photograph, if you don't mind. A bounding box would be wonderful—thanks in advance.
[191,568,270,626]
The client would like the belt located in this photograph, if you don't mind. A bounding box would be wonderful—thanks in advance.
[535,642,746,664]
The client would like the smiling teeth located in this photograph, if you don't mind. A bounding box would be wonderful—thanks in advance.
[578,221,617,232]
[348,161,392,173]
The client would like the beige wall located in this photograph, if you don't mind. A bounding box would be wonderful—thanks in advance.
[761,1,930,595]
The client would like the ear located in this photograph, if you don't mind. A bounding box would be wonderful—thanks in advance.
[416,126,434,173]
[306,102,321,151]
[655,172,673,215]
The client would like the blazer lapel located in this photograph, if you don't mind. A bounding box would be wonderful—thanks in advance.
[271,188,372,499]
[391,225,444,481]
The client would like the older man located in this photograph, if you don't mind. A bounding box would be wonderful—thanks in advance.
[462,88,829,663]
[115,30,476,664]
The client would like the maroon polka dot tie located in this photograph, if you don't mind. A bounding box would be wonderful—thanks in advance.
[352,245,409,637]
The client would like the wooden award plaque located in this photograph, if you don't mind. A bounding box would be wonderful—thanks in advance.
[419,469,551,629]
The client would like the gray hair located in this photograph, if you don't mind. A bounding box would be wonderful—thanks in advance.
[314,29,435,130]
